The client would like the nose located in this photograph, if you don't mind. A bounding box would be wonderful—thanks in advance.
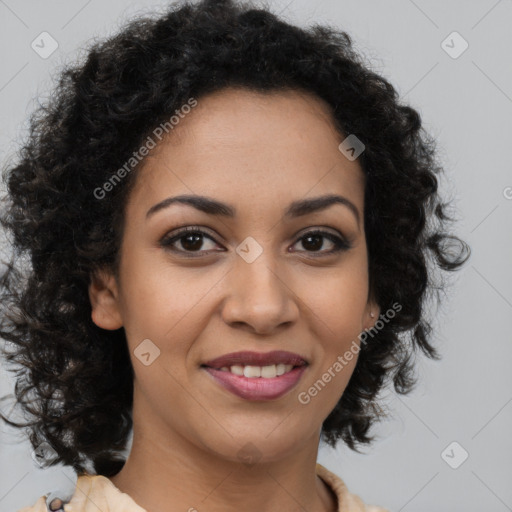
[220,254,299,335]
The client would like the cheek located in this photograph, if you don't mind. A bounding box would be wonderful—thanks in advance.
[117,253,228,373]
[295,261,368,398]
[301,259,369,338]
[322,285,368,343]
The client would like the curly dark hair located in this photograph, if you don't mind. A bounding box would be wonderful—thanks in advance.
[0,0,470,478]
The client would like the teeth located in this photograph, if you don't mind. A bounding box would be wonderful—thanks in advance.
[276,363,286,376]
[244,365,261,378]
[218,364,294,377]
[261,365,277,378]
[230,365,244,376]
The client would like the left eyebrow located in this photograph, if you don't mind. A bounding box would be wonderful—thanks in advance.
[145,193,360,227]
[283,194,360,227]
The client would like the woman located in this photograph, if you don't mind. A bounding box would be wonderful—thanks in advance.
[0,0,470,511]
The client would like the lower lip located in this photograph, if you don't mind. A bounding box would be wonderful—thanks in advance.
[202,366,308,401]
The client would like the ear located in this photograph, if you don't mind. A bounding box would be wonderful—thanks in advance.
[88,267,123,330]
[363,298,380,331]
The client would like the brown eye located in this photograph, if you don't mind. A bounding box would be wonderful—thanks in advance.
[292,229,352,255]
[160,227,222,256]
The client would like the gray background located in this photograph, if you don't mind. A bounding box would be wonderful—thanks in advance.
[0,0,511,511]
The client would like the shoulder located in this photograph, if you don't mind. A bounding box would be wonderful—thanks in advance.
[316,463,390,512]
[17,474,146,512]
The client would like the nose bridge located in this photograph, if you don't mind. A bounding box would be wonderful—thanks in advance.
[221,241,297,333]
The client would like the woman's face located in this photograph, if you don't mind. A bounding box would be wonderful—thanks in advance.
[90,87,379,463]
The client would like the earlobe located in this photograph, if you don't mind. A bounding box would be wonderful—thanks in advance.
[364,301,380,331]
[88,268,123,330]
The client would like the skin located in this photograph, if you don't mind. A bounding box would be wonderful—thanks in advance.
[89,86,380,512]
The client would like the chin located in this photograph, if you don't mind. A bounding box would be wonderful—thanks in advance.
[198,428,310,466]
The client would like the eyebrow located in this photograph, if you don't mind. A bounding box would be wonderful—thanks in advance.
[146,193,360,226]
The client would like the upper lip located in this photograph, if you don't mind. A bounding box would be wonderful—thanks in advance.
[202,350,308,369]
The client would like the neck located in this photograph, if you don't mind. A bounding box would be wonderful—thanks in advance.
[108,401,337,512]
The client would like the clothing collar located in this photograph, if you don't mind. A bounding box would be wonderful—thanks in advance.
[26,462,386,512]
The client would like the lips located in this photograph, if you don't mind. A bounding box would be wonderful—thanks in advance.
[202,350,308,369]
[201,351,309,401]
[203,365,307,400]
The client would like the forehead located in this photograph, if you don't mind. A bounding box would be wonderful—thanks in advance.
[127,87,366,217]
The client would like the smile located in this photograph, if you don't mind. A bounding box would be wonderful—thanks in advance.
[201,350,309,400]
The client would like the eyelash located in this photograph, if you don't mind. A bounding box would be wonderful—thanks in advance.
[159,226,352,258]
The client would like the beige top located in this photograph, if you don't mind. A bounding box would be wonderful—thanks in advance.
[17,463,389,512]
